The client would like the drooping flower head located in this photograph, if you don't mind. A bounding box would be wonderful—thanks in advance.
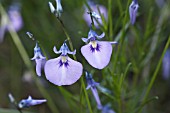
[18,96,47,108]
[31,42,46,76]
[49,0,63,18]
[0,3,23,43]
[44,40,83,86]
[83,2,108,28]
[129,0,139,25]
[81,29,117,69]
[85,71,103,110]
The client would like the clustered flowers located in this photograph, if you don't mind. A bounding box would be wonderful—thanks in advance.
[6,0,139,112]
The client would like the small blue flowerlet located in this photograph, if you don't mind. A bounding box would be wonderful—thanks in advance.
[31,42,46,76]
[85,71,103,110]
[44,41,83,86]
[129,0,139,25]
[49,0,63,17]
[18,96,47,108]
[81,29,117,69]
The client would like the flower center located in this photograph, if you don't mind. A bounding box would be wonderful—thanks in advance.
[91,41,97,48]
[61,56,67,63]
[59,56,69,67]
[90,41,100,52]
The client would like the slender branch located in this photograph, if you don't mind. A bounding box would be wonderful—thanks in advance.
[56,18,76,60]
[56,16,93,113]
[0,4,59,113]
[137,36,170,113]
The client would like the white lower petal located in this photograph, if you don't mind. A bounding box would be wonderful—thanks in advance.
[44,56,83,86]
[81,41,113,69]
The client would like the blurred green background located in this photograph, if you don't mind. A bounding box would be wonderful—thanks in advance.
[0,0,170,113]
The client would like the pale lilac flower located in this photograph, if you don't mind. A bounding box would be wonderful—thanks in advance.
[129,0,139,25]
[85,71,103,110]
[81,29,117,69]
[0,4,23,42]
[102,104,116,113]
[44,41,83,86]
[83,2,108,28]
[18,96,47,108]
[31,42,46,77]
[49,0,63,17]
[162,49,170,79]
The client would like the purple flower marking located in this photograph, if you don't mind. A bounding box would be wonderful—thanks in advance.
[44,41,83,86]
[81,29,117,69]
[31,43,46,77]
[85,71,103,110]
[90,43,101,52]
[58,58,69,67]
[129,0,139,25]
[18,96,47,108]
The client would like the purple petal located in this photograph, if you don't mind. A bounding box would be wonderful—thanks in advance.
[82,38,89,43]
[35,59,46,76]
[7,9,23,32]
[129,1,139,25]
[81,41,112,69]
[31,99,47,106]
[44,56,83,86]
[162,49,170,79]
[91,87,103,110]
[96,32,105,39]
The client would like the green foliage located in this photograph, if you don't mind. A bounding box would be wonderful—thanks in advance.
[0,0,170,113]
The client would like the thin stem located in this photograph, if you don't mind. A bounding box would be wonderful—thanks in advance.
[81,78,93,113]
[56,18,76,60]
[138,36,170,113]
[56,15,93,113]
[108,0,113,40]
[0,4,60,113]
[18,109,23,113]
[84,0,95,29]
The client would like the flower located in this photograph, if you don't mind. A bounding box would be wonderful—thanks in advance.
[49,0,63,18]
[102,104,116,113]
[129,0,139,25]
[85,71,103,110]
[18,96,47,108]
[31,42,46,76]
[83,2,108,28]
[162,49,170,80]
[81,29,117,69]
[44,41,83,86]
[0,4,23,43]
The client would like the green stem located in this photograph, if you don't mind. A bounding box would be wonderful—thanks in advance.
[56,18,76,60]
[108,0,113,40]
[139,36,170,112]
[0,4,59,113]
[81,78,93,113]
[56,16,93,113]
